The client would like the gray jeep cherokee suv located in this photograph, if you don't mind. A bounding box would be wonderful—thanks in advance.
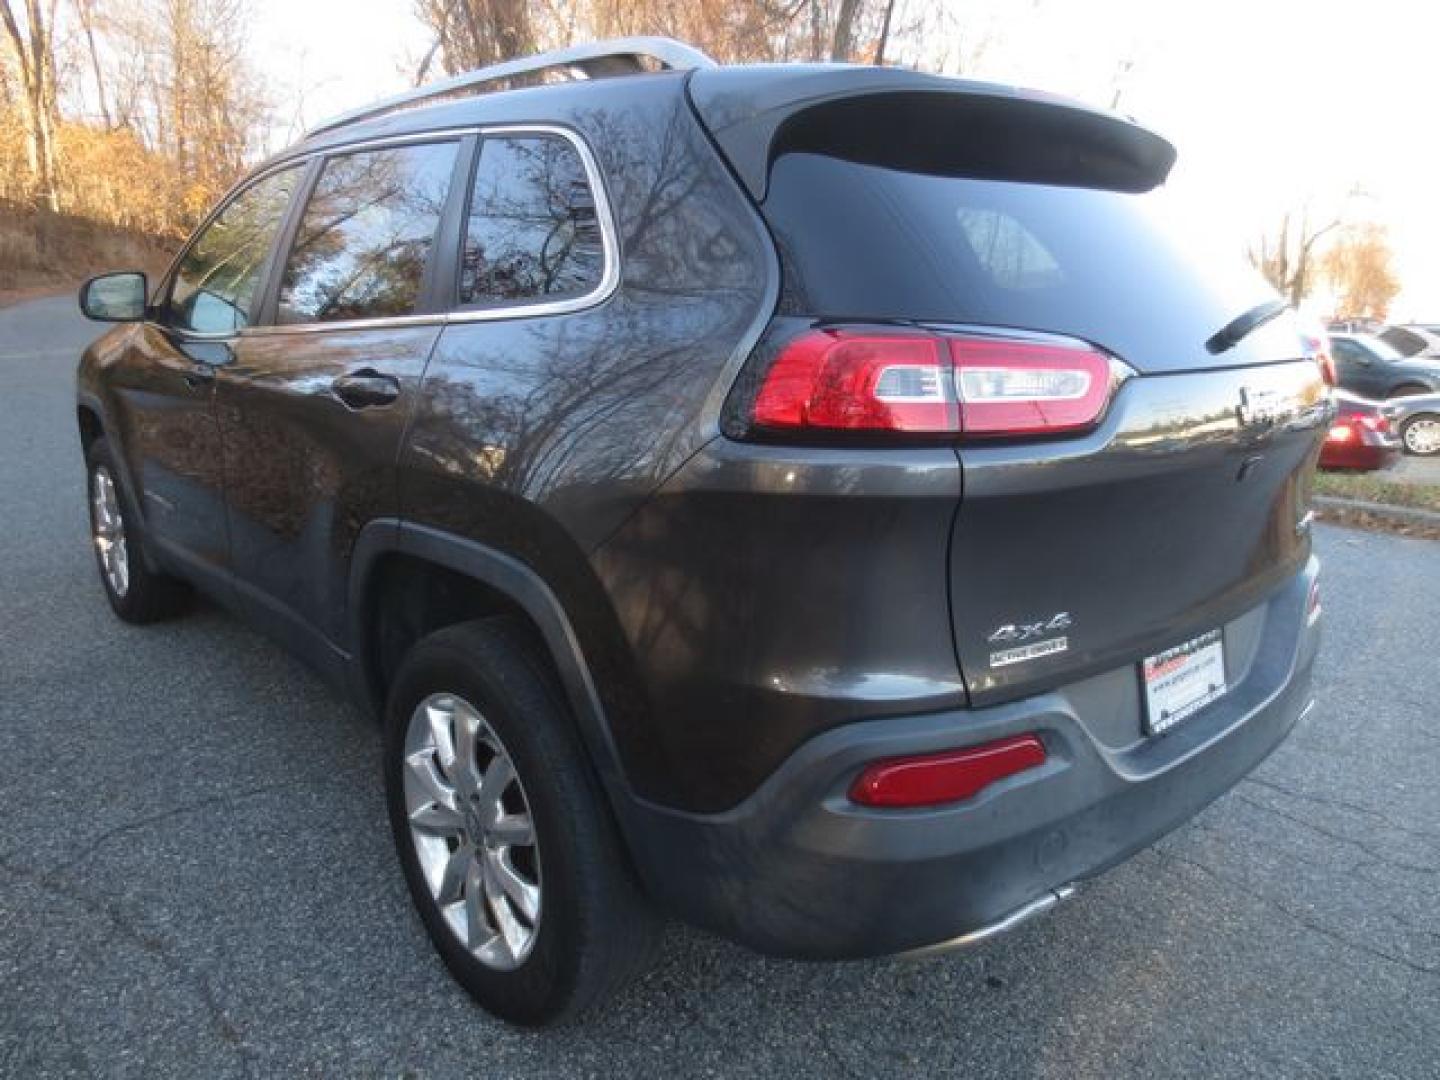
[75,38,1328,1024]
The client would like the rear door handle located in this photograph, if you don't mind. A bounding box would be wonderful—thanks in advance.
[332,369,401,409]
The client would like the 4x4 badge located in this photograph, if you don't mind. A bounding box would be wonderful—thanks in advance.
[987,612,1072,645]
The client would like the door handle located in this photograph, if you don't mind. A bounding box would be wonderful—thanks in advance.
[332,370,401,409]
[183,364,216,388]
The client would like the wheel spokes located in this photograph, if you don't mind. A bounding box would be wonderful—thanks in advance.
[483,853,531,959]
[406,749,457,816]
[450,704,483,794]
[463,858,492,952]
[487,812,533,847]
[410,801,463,834]
[477,753,514,810]
[404,692,540,971]
[490,848,540,923]
[436,843,472,905]
[425,699,458,779]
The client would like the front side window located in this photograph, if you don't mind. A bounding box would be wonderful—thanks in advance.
[166,166,300,335]
[277,141,458,324]
[459,134,605,307]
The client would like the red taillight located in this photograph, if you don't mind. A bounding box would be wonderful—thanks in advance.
[951,337,1115,436]
[1301,333,1336,386]
[750,329,1118,438]
[1327,423,1356,443]
[848,734,1047,808]
[753,331,955,432]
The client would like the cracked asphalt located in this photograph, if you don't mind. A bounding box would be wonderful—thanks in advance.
[2,294,1437,1078]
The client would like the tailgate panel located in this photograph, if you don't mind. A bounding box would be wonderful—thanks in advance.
[950,360,1329,705]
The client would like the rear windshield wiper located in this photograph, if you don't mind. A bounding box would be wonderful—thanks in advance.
[1206,299,1289,355]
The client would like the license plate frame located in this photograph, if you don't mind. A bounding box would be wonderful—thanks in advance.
[1141,629,1227,736]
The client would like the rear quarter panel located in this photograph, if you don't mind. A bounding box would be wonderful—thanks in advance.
[396,82,776,804]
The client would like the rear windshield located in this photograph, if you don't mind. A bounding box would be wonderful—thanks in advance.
[763,153,1284,370]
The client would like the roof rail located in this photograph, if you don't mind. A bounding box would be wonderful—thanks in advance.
[307,36,717,138]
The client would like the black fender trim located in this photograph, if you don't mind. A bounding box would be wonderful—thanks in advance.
[76,390,162,574]
[348,519,629,795]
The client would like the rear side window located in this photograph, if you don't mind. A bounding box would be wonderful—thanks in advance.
[1380,326,1426,356]
[459,134,604,307]
[763,153,1280,370]
[277,141,458,324]
[166,166,300,334]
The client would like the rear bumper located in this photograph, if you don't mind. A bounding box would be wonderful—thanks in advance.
[1320,444,1398,470]
[615,558,1321,959]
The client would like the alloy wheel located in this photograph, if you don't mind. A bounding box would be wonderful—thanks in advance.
[402,693,542,971]
[1403,417,1440,455]
[91,466,130,597]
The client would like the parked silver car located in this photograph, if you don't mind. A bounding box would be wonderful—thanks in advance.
[1392,392,1440,455]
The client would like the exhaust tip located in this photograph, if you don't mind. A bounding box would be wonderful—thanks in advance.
[901,883,1078,960]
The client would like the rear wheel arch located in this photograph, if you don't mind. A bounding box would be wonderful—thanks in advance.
[349,521,631,797]
[1388,382,1432,399]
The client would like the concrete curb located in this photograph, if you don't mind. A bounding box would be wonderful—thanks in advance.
[1314,495,1440,526]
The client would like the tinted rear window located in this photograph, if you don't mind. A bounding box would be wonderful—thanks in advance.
[1380,326,1426,356]
[763,153,1284,370]
[459,134,604,308]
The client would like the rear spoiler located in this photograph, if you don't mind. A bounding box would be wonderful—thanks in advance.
[687,65,1177,201]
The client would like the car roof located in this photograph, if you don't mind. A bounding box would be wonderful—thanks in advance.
[260,68,692,171]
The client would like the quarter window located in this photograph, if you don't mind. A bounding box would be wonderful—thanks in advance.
[277,141,458,324]
[166,166,300,335]
[460,134,605,307]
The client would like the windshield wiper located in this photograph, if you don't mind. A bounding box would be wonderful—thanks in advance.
[1206,299,1288,355]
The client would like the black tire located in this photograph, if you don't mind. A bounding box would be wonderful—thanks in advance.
[84,437,190,623]
[384,617,660,1026]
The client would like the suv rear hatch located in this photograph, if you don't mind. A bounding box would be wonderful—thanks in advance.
[694,68,1330,706]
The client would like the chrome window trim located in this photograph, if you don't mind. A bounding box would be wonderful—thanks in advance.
[237,122,620,338]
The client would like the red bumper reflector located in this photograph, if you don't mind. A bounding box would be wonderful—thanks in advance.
[848,734,1047,808]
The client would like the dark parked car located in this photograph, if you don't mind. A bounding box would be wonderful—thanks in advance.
[1318,393,1402,469]
[1391,393,1440,455]
[1329,332,1440,399]
[74,38,1330,1024]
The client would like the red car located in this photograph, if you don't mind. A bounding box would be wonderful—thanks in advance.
[1319,393,1402,470]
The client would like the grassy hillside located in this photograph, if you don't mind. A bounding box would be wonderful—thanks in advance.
[0,202,175,295]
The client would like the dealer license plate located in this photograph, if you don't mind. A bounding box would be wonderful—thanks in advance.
[1142,630,1226,736]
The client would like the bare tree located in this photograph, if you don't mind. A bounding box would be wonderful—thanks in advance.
[829,0,864,60]
[1247,207,1341,307]
[872,0,897,64]
[72,0,111,128]
[0,0,61,210]
[414,0,537,76]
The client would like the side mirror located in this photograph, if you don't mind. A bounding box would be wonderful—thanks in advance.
[79,271,148,322]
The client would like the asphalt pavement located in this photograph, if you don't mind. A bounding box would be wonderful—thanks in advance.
[2,294,1437,1078]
